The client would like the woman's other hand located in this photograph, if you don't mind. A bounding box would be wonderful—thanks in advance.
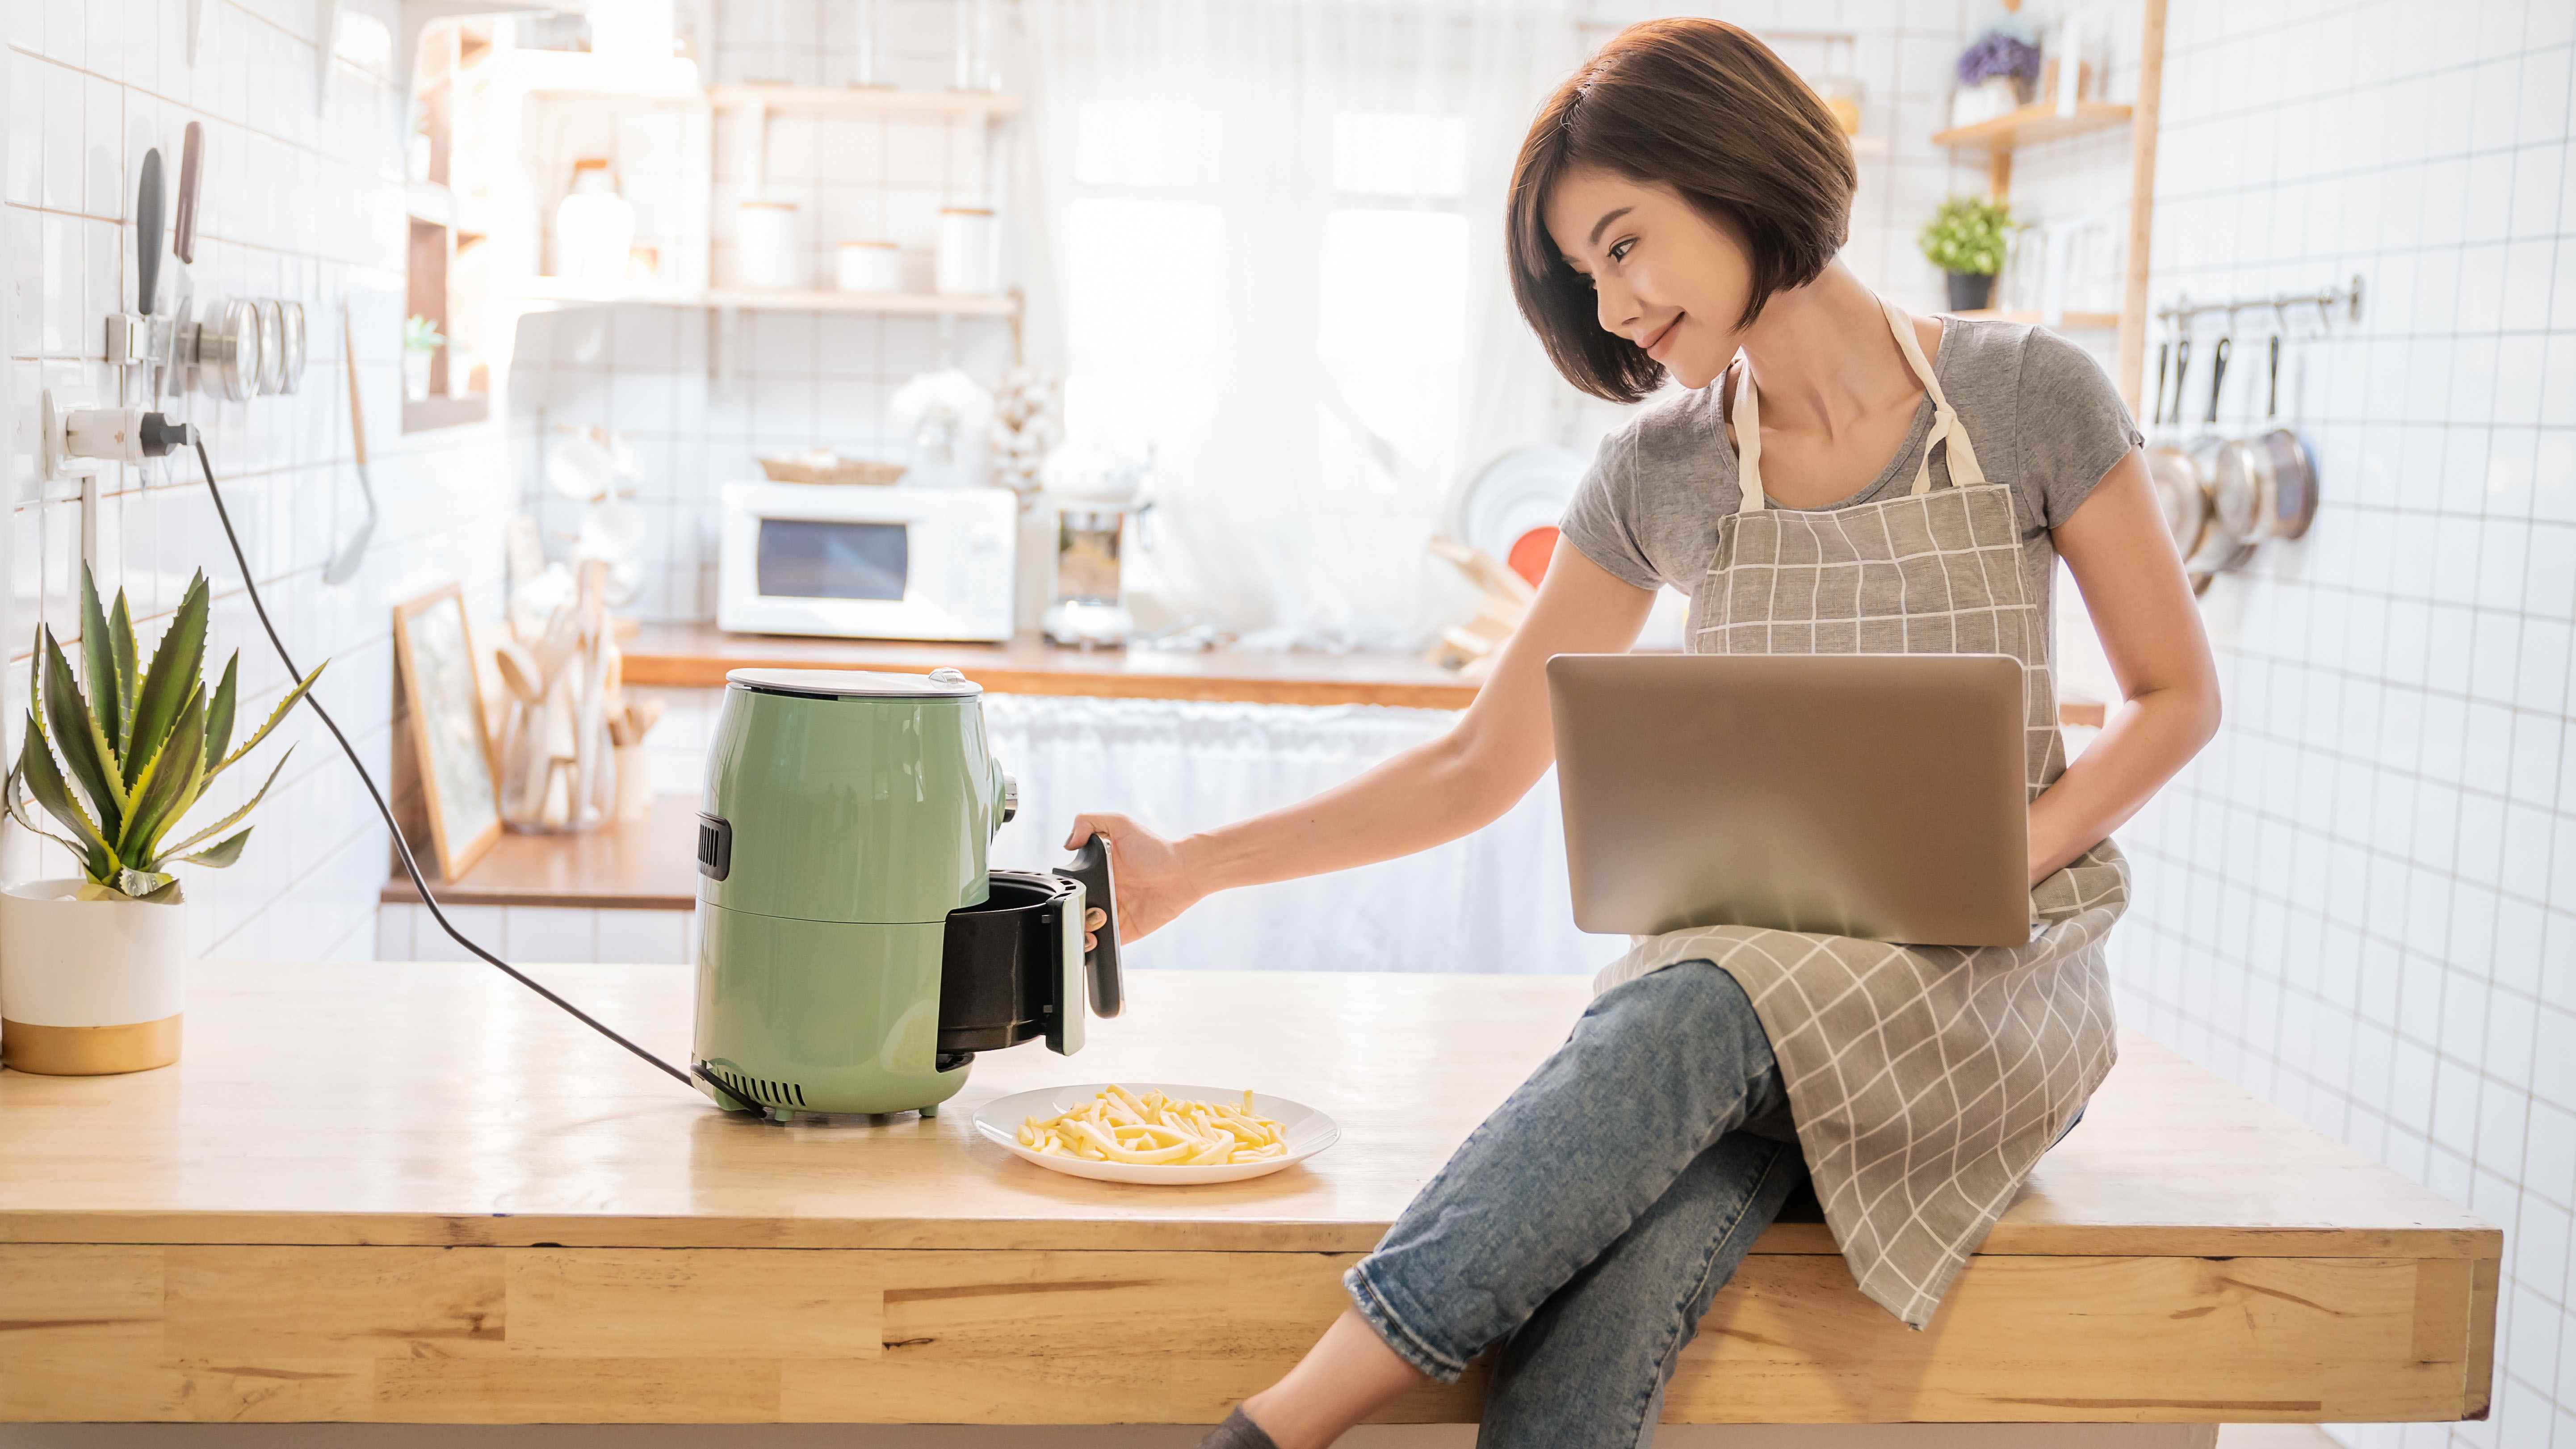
[1064,813,1204,952]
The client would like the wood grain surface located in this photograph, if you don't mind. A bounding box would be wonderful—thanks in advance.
[619,624,2116,722]
[617,623,1485,708]
[0,960,2498,1425]
[0,1243,2485,1425]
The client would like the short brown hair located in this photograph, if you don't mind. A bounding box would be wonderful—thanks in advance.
[1508,18,1856,403]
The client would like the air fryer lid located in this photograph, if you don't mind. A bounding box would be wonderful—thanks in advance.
[728,666,982,699]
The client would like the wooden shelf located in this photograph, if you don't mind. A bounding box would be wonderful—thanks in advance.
[1950,309,2121,330]
[708,83,1021,119]
[503,286,1020,318]
[402,394,489,432]
[1931,100,2133,151]
[382,793,701,910]
[618,624,1481,709]
[705,288,1018,316]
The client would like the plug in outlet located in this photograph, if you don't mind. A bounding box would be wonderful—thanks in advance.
[40,391,191,481]
[37,390,103,483]
[42,391,194,580]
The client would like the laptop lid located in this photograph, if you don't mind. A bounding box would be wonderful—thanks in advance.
[1547,653,2031,947]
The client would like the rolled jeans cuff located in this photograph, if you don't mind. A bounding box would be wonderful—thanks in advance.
[1342,1260,1473,1384]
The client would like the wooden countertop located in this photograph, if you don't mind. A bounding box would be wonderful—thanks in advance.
[619,622,1485,708]
[382,793,701,908]
[0,961,2496,1257]
[0,960,2496,1426]
[619,622,2115,723]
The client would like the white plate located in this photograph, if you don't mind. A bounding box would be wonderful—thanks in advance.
[975,1083,1340,1185]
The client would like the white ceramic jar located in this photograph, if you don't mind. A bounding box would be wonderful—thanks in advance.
[936,207,999,295]
[836,239,901,293]
[736,200,801,290]
[0,881,187,1074]
[555,158,635,286]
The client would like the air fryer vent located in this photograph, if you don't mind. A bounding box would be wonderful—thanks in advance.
[701,1063,805,1109]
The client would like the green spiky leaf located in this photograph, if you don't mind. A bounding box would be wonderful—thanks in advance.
[41,628,126,834]
[177,828,252,868]
[203,655,239,772]
[4,761,106,867]
[108,588,138,752]
[119,682,205,865]
[14,726,114,875]
[113,867,178,899]
[208,661,326,783]
[123,572,209,788]
[160,746,291,861]
[79,566,121,748]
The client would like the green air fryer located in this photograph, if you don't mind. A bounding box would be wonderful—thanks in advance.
[688,667,1122,1121]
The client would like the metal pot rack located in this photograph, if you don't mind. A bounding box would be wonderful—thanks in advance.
[2154,274,2363,330]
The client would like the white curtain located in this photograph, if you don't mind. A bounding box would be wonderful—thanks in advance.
[1008,0,1590,651]
[985,694,1618,977]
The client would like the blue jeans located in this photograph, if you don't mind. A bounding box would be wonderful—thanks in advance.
[1343,960,2082,1447]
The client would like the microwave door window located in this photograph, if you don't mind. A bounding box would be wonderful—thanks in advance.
[757,520,910,601]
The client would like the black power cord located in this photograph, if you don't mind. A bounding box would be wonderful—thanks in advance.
[184,431,695,1090]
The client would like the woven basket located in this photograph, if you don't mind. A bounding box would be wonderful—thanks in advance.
[756,451,907,486]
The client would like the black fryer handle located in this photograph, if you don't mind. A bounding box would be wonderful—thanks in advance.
[1055,835,1123,1018]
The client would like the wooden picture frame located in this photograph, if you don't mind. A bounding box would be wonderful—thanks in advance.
[391,583,502,878]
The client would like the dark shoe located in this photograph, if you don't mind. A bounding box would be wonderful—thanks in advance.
[1196,1404,1280,1449]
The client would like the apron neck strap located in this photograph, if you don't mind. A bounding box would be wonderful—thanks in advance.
[1732,296,1988,516]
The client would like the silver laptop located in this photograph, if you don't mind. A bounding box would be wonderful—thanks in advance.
[1548,653,2031,947]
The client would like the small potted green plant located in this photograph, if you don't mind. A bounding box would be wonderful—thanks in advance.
[402,314,446,401]
[0,567,322,1075]
[1917,195,2011,313]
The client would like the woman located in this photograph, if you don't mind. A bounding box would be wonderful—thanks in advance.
[1067,19,2219,1449]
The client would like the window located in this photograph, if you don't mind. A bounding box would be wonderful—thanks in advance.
[1058,98,1478,500]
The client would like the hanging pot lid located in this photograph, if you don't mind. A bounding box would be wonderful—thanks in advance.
[728,667,983,699]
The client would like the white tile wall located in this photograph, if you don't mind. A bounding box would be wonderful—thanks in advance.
[2015,2,2576,1445]
[2,0,514,962]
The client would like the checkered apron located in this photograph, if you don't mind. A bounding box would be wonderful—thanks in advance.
[1593,297,2129,1329]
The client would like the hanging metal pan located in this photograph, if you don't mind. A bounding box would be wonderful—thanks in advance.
[2209,331,2274,550]
[2256,319,2319,538]
[2182,330,2246,584]
[2142,326,2208,562]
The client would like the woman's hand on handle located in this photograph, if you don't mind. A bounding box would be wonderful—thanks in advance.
[1065,813,1206,952]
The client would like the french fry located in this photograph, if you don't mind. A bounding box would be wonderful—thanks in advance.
[1017,1085,1291,1167]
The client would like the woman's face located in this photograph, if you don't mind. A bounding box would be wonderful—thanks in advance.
[1543,165,1754,392]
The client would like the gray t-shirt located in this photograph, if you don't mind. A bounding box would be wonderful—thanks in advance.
[1558,318,2144,619]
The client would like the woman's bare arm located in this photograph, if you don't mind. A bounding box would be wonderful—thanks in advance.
[1065,546,1657,940]
[2031,450,2222,882]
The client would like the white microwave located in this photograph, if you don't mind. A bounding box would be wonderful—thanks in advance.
[717,482,1016,642]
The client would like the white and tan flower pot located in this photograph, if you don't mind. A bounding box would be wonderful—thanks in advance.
[0,880,186,1075]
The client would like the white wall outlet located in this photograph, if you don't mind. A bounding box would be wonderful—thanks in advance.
[36,390,102,483]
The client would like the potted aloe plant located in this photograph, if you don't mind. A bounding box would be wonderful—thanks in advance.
[0,567,322,1075]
